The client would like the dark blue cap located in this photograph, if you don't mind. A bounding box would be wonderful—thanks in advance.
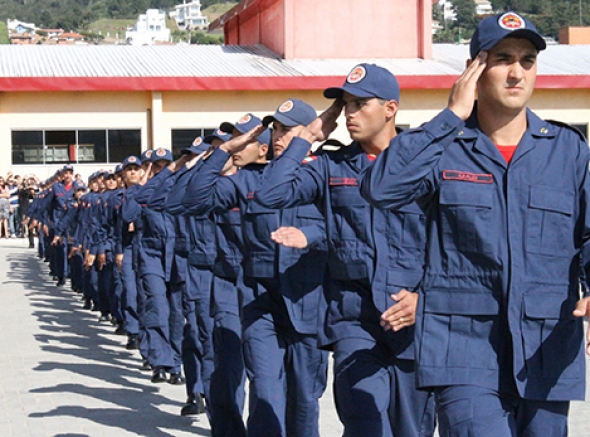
[324,63,400,102]
[204,129,232,144]
[73,180,87,190]
[470,12,546,59]
[220,113,271,146]
[104,170,116,179]
[140,150,153,163]
[182,136,211,155]
[115,164,123,174]
[88,172,97,183]
[62,164,74,172]
[151,148,173,162]
[122,155,141,169]
[262,99,317,127]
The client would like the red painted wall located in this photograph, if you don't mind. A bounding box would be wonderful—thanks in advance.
[219,0,432,59]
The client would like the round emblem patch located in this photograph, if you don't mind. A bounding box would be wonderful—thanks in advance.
[156,148,166,157]
[238,115,252,124]
[279,100,294,113]
[347,66,367,84]
[193,137,203,146]
[216,129,228,136]
[145,150,152,158]
[498,12,525,30]
[128,156,137,163]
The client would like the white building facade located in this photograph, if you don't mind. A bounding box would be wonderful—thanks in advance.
[170,0,209,31]
[125,9,171,46]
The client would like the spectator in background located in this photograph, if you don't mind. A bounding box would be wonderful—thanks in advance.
[0,177,10,239]
[20,175,39,248]
[7,174,21,238]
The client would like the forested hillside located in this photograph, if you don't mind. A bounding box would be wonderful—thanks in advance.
[2,0,590,41]
[436,0,590,42]
[0,0,229,30]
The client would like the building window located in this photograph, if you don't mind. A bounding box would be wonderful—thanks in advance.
[171,128,215,159]
[108,130,142,162]
[11,129,141,165]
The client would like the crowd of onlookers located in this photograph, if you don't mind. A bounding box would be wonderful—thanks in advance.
[0,172,41,242]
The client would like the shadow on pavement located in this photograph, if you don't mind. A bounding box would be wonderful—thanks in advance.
[6,250,211,437]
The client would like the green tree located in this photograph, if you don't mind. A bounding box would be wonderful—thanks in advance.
[453,0,479,37]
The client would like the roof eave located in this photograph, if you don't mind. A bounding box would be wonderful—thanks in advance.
[0,75,589,92]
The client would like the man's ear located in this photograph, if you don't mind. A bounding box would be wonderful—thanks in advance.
[385,100,399,119]
[259,143,269,160]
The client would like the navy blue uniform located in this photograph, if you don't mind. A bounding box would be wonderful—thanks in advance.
[135,168,182,374]
[165,164,216,409]
[120,183,149,359]
[254,138,435,437]
[43,181,75,282]
[360,107,590,436]
[183,147,329,437]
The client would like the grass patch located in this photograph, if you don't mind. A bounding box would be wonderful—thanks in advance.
[203,2,238,23]
[0,21,9,44]
[86,19,136,39]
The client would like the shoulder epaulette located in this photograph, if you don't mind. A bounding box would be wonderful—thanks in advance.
[546,120,587,141]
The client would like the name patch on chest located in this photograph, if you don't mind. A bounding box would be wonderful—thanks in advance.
[442,170,493,184]
[329,177,358,186]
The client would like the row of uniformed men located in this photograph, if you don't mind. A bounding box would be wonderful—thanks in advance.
[24,62,436,437]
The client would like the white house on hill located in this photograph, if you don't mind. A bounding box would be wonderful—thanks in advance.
[170,0,209,31]
[125,9,171,46]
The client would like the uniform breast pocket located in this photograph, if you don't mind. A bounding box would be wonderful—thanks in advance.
[296,204,324,224]
[525,186,574,257]
[439,182,494,255]
[396,203,426,250]
[245,201,279,240]
[329,185,367,242]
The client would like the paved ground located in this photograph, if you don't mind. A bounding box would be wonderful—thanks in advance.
[0,238,589,436]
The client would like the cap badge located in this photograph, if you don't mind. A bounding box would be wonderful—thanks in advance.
[238,115,252,124]
[128,157,137,163]
[216,129,228,136]
[498,12,525,30]
[145,150,153,158]
[193,137,203,146]
[279,100,294,113]
[347,66,367,84]
[156,149,166,157]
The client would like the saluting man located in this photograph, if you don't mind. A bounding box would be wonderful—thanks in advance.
[361,12,590,437]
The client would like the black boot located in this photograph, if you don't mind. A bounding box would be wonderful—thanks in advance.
[151,367,167,383]
[114,322,126,335]
[125,334,138,350]
[180,393,205,416]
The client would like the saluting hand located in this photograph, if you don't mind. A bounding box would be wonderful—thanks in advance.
[115,253,124,272]
[298,99,344,144]
[380,289,418,332]
[140,163,152,185]
[220,125,267,154]
[448,51,487,121]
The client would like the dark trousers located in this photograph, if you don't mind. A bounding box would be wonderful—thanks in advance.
[435,385,569,437]
[332,338,435,437]
[209,275,246,437]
